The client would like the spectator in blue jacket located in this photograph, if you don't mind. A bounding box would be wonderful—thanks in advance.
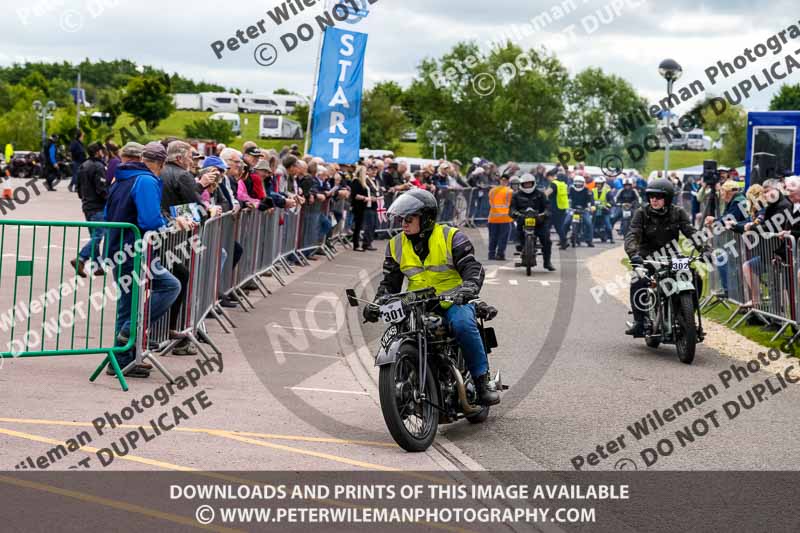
[103,141,187,378]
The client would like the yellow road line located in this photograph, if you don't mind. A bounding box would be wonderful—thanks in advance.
[0,426,471,533]
[0,418,453,483]
[0,427,197,471]
[0,475,244,533]
[0,417,395,448]
[206,430,401,471]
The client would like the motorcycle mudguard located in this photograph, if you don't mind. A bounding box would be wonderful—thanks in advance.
[673,279,695,293]
[375,338,415,367]
[480,326,498,354]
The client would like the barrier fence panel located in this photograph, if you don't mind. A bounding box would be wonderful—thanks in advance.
[192,212,235,333]
[700,228,730,312]
[729,232,797,341]
[254,209,285,285]
[280,207,305,267]
[218,211,237,303]
[720,230,749,324]
[0,220,142,391]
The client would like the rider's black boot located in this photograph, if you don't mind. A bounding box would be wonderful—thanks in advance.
[475,373,500,406]
[544,262,556,271]
[625,321,645,337]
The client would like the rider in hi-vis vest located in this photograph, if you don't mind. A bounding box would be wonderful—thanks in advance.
[362,188,500,406]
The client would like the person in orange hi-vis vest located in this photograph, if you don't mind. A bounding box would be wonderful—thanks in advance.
[487,175,513,260]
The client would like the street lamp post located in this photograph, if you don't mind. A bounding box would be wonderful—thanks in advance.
[658,59,682,180]
[33,100,57,152]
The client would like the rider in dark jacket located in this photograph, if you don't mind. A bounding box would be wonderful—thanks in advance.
[510,173,554,271]
[623,178,709,337]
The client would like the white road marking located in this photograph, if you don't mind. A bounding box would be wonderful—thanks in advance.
[288,386,369,396]
[280,307,338,315]
[275,351,342,360]
[270,324,337,334]
[509,279,518,286]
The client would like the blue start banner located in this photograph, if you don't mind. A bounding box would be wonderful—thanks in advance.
[308,28,368,163]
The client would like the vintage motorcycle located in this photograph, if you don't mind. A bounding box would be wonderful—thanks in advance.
[514,207,540,276]
[570,207,588,247]
[630,254,705,364]
[619,202,634,236]
[347,287,505,452]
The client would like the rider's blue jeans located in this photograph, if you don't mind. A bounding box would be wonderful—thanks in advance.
[444,303,489,378]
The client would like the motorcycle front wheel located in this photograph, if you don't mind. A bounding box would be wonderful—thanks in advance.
[379,346,439,452]
[524,234,536,276]
[675,292,697,364]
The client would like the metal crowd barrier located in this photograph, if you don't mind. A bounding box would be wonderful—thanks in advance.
[0,220,143,391]
[699,226,800,346]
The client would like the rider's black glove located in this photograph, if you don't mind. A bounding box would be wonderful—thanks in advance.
[476,301,498,320]
[451,283,479,306]
[629,255,644,266]
[362,303,381,323]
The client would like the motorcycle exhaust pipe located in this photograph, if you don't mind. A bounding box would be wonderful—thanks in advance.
[450,363,482,415]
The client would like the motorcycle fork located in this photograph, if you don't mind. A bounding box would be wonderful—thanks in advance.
[417,330,428,401]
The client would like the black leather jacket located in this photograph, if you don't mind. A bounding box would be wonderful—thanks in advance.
[624,204,708,259]
[510,189,550,221]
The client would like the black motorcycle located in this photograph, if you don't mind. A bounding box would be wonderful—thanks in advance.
[570,207,587,247]
[619,202,635,236]
[630,254,705,364]
[514,207,540,276]
[347,287,505,452]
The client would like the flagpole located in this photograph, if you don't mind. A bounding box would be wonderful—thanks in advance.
[304,28,325,155]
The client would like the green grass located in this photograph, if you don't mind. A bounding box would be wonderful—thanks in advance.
[396,142,421,158]
[644,150,714,174]
[110,110,304,152]
[702,303,799,356]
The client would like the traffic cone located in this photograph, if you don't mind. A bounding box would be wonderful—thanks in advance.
[2,177,11,200]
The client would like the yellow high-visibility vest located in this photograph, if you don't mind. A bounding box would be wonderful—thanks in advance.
[390,224,462,309]
[553,179,569,210]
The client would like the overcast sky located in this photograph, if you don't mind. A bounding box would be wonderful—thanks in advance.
[1,0,798,113]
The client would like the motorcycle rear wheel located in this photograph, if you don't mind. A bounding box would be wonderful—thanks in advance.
[379,346,439,452]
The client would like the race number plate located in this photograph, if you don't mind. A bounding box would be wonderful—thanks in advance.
[380,300,406,324]
[572,213,581,221]
[671,258,690,272]
[524,217,536,227]
[622,210,632,219]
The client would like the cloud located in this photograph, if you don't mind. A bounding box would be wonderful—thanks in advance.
[0,0,796,113]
